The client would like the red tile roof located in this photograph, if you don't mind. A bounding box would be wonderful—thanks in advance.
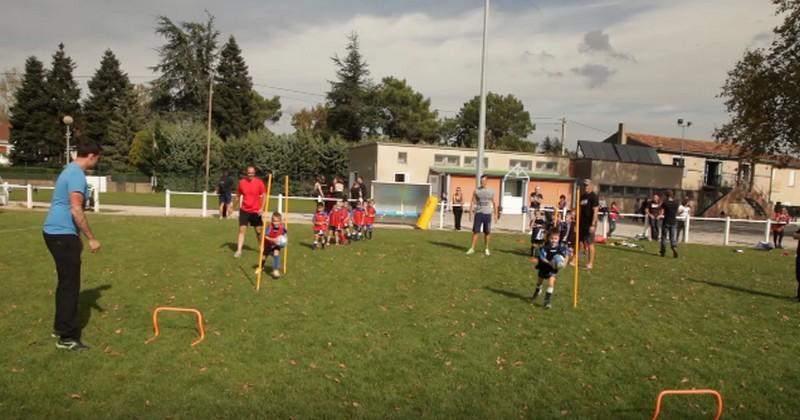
[0,121,9,141]
[625,132,740,158]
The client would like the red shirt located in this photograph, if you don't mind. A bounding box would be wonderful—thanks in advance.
[353,208,366,226]
[313,211,328,230]
[329,209,341,228]
[366,206,376,224]
[338,207,350,227]
[237,178,266,213]
[266,223,286,239]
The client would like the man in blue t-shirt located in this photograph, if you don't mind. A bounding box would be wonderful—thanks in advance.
[43,140,102,352]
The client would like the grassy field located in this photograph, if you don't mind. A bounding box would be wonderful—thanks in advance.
[1,210,799,419]
[8,189,318,213]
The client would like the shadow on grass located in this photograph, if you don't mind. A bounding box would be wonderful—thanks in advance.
[602,243,658,257]
[499,248,532,257]
[483,286,531,304]
[686,278,794,301]
[220,242,255,252]
[428,240,467,252]
[238,266,255,287]
[78,284,112,330]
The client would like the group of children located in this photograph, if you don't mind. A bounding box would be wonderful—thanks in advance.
[312,198,377,249]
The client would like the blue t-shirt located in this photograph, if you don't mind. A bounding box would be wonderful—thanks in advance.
[43,163,88,235]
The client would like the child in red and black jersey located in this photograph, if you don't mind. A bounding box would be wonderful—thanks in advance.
[312,203,328,250]
[352,201,366,240]
[257,212,287,279]
[327,200,343,245]
[365,199,376,239]
[337,199,352,244]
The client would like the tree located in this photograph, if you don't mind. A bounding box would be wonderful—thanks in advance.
[0,67,22,122]
[83,49,136,169]
[9,57,51,165]
[716,0,800,156]
[327,33,377,141]
[251,91,282,127]
[213,36,258,140]
[104,88,146,171]
[374,76,439,143]
[448,92,536,151]
[292,103,330,139]
[151,13,219,115]
[539,135,563,155]
[129,127,155,175]
[152,120,223,190]
[46,43,82,165]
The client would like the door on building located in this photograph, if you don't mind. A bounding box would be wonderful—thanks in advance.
[704,161,722,187]
[502,179,526,214]
[738,163,752,189]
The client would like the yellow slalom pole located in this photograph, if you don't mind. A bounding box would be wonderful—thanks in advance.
[573,189,581,308]
[282,176,289,275]
[256,173,273,291]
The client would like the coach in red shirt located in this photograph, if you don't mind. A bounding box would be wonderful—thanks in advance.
[233,166,267,257]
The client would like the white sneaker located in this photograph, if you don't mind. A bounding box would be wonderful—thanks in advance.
[485,248,491,256]
[466,248,475,255]
[272,269,281,278]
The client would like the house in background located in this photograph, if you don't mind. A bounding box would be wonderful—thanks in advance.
[349,142,574,215]
[0,121,11,166]
[574,140,683,212]
[603,123,800,218]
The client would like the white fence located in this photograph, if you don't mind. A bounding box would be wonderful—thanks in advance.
[6,183,793,248]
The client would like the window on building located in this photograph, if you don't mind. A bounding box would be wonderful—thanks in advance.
[673,157,685,167]
[790,170,796,188]
[535,161,558,172]
[464,156,489,168]
[611,185,624,195]
[397,152,407,164]
[599,185,611,194]
[394,172,408,183]
[509,160,532,171]
[637,187,652,197]
[625,186,638,196]
[434,154,460,166]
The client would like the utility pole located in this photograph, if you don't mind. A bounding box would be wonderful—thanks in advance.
[204,78,214,192]
[476,0,490,187]
[560,117,566,155]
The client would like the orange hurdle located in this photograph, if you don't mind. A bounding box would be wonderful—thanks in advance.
[652,389,723,420]
[144,307,206,347]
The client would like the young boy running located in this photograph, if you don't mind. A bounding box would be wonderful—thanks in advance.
[257,212,288,278]
[532,228,569,309]
[312,203,328,250]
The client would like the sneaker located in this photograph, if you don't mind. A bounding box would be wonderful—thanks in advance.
[272,270,281,279]
[56,339,89,352]
[51,332,59,339]
[531,289,541,303]
[234,251,242,258]
[673,249,678,258]
[544,302,552,310]
[484,248,491,256]
[466,248,475,255]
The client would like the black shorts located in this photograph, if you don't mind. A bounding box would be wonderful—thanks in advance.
[218,192,232,205]
[239,210,263,227]
[473,213,492,234]
[579,223,594,244]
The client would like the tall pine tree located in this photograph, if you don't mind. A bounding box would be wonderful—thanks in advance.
[9,57,51,165]
[213,36,257,140]
[104,87,145,171]
[83,49,134,169]
[46,43,81,165]
[327,33,376,142]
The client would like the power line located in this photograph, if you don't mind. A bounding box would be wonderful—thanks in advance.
[252,83,326,98]
[568,119,614,135]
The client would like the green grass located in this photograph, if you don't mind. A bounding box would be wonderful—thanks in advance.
[1,210,799,419]
[8,189,318,213]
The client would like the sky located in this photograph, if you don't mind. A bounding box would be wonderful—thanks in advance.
[0,0,783,149]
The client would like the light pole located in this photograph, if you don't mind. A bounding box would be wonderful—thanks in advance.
[63,115,73,165]
[677,118,691,165]
[476,0,490,187]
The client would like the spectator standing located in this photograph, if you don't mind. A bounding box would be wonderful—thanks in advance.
[217,170,235,219]
[578,179,600,269]
[773,207,791,249]
[467,175,499,256]
[676,197,691,243]
[452,187,465,231]
[660,190,680,258]
[649,193,662,241]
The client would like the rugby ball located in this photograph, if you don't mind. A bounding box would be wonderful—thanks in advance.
[552,254,566,269]
[276,235,288,248]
